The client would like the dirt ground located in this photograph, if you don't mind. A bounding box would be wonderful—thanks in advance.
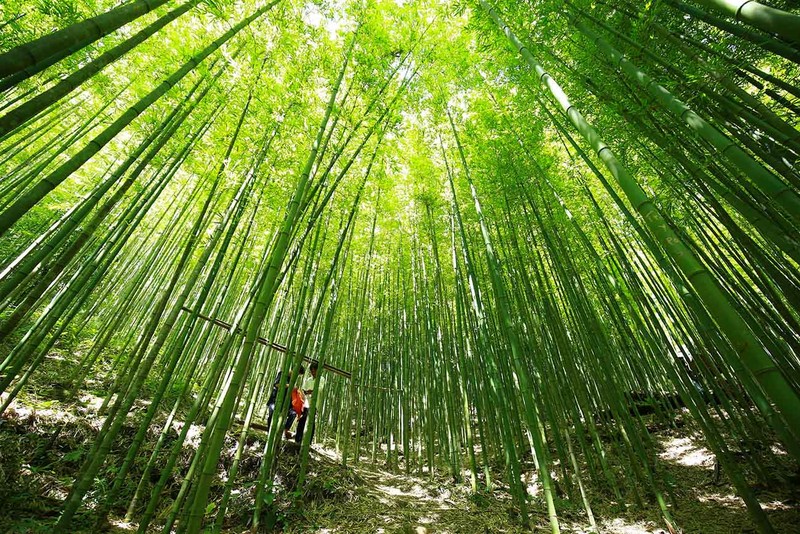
[0,394,798,533]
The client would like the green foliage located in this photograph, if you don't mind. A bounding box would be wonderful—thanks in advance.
[0,0,799,532]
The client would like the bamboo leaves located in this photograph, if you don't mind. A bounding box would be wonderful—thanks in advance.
[0,1,798,533]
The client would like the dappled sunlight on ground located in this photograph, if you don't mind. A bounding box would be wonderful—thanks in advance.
[78,392,105,412]
[658,436,715,467]
[107,518,136,531]
[595,517,662,533]
[695,490,745,509]
[651,427,800,533]
[170,419,205,449]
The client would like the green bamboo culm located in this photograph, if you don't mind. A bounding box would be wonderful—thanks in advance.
[477,0,800,457]
[181,26,358,533]
[0,1,799,533]
[665,0,800,64]
[0,0,172,79]
[692,0,800,46]
[569,16,800,226]
[447,105,561,534]
[0,0,203,139]
[0,0,283,238]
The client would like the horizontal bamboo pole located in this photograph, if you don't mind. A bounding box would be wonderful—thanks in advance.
[182,306,404,392]
[180,305,352,379]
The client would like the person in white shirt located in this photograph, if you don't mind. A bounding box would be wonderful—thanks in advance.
[293,360,325,444]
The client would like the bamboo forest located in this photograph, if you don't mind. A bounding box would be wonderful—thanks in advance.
[1,0,800,532]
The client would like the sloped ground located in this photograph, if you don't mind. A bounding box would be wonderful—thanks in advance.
[281,451,524,533]
[279,435,800,534]
[0,388,798,533]
[266,429,800,534]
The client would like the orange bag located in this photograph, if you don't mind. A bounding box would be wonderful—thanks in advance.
[291,388,304,414]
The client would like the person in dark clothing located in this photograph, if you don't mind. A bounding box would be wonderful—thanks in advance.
[266,365,304,431]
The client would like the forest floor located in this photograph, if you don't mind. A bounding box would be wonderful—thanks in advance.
[1,386,799,533]
[277,429,800,534]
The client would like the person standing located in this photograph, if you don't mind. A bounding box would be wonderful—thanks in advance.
[266,365,304,437]
[294,360,324,444]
